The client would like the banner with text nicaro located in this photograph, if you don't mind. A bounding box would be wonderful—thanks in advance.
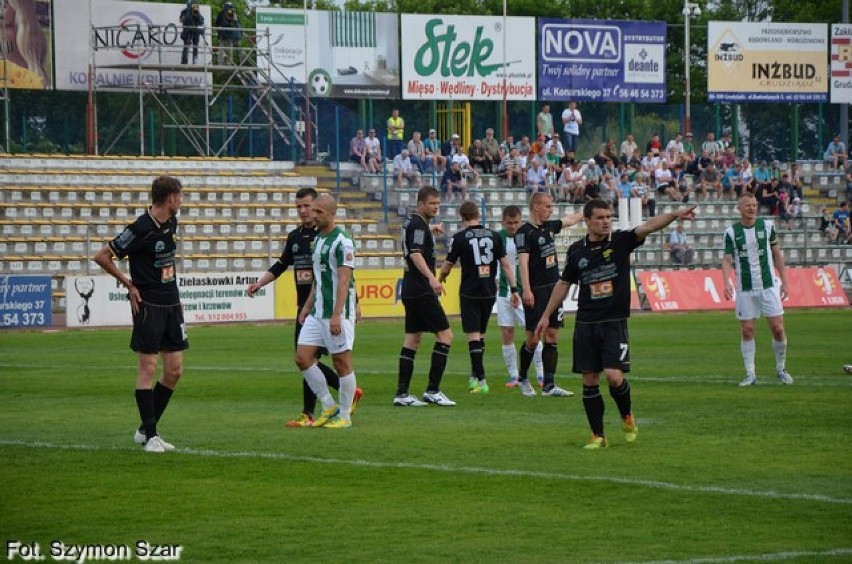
[831,24,852,104]
[53,0,212,92]
[401,14,536,101]
[256,8,400,99]
[538,19,666,103]
[708,21,828,103]
[66,273,273,328]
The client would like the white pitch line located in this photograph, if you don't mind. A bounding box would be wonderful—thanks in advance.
[623,547,852,563]
[2,439,851,506]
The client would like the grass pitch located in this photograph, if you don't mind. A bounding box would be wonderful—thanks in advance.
[1,309,851,563]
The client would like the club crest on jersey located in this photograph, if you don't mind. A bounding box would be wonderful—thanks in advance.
[603,249,614,260]
[538,237,546,245]
[578,258,589,269]
[293,243,299,253]
[155,241,165,253]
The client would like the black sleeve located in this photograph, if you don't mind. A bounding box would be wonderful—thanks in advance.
[406,217,428,256]
[108,217,148,260]
[493,232,506,261]
[514,226,529,255]
[445,232,460,264]
[547,219,564,234]
[268,231,296,278]
[561,246,579,284]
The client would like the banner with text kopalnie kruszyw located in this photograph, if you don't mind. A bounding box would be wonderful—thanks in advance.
[538,19,667,103]
[708,21,828,103]
[400,14,536,101]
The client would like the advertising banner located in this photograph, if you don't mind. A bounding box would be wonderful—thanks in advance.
[53,0,211,92]
[400,14,536,100]
[707,21,828,103]
[0,275,52,328]
[66,273,274,327]
[639,267,847,312]
[0,0,52,89]
[538,19,666,103]
[256,8,399,99]
[830,24,852,104]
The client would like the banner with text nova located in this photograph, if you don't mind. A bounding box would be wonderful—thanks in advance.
[400,14,536,101]
[708,21,827,103]
[53,0,212,92]
[538,19,666,103]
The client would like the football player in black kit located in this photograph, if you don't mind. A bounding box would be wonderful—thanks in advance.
[515,192,583,398]
[536,199,696,449]
[247,187,361,427]
[93,176,187,453]
[394,186,456,407]
[438,201,520,394]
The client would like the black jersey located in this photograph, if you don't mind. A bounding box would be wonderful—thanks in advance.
[445,224,506,298]
[268,224,318,308]
[515,219,563,289]
[561,229,643,323]
[401,212,435,298]
[109,209,179,305]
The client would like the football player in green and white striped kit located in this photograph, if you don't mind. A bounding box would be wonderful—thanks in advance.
[295,195,359,428]
[722,192,793,386]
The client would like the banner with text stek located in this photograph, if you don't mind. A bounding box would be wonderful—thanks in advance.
[53,0,212,93]
[400,14,536,101]
[831,24,852,104]
[707,21,828,103]
[66,273,273,328]
[0,275,52,329]
[538,19,666,103]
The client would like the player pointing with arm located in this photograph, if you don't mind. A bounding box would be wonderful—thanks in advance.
[535,200,696,449]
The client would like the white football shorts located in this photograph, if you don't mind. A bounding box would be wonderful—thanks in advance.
[734,287,784,321]
[496,295,525,327]
[297,314,355,354]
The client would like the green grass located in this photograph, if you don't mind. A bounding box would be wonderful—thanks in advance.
[1,310,851,563]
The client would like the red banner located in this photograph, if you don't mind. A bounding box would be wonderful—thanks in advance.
[638,268,848,312]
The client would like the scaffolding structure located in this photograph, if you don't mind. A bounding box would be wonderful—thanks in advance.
[89,24,316,159]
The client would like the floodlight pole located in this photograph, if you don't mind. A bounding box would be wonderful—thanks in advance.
[303,0,313,162]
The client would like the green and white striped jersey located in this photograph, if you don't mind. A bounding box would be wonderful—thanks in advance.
[723,218,778,292]
[310,226,357,320]
[496,229,521,297]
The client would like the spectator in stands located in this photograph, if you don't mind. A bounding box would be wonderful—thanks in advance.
[482,128,502,170]
[442,133,461,165]
[786,196,803,229]
[424,129,445,171]
[620,134,638,164]
[669,220,695,265]
[180,1,205,65]
[393,150,421,188]
[665,133,684,161]
[702,131,721,161]
[655,159,681,202]
[617,172,639,201]
[386,109,405,159]
[823,134,847,171]
[646,132,662,156]
[452,145,481,187]
[525,158,548,197]
[820,207,839,243]
[720,145,737,171]
[561,101,582,153]
[500,134,515,156]
[214,2,241,65]
[537,104,555,140]
[545,133,565,158]
[682,132,698,174]
[641,149,660,182]
[407,131,431,173]
[777,172,796,202]
[349,129,375,173]
[719,131,733,152]
[598,173,619,208]
[498,146,523,188]
[698,162,722,202]
[740,158,755,193]
[364,128,382,171]
[833,201,850,243]
[441,160,467,202]
[545,143,563,188]
[722,162,743,200]
[789,162,804,197]
[753,160,772,201]
[515,135,532,166]
[531,135,546,157]
[777,192,793,230]
[769,160,784,183]
[468,138,491,174]
[583,158,603,200]
[558,161,585,203]
[594,139,619,168]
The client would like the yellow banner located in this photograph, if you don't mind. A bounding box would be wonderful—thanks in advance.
[274,268,462,319]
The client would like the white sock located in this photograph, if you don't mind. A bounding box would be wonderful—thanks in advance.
[741,340,756,377]
[533,341,544,379]
[772,339,787,373]
[338,373,356,420]
[502,344,518,379]
[302,364,335,410]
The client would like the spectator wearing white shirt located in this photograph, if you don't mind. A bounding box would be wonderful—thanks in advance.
[393,150,421,188]
[525,159,548,197]
[666,133,684,159]
[561,101,582,153]
[668,221,694,264]
[620,134,638,164]
[655,159,680,201]
[544,133,565,158]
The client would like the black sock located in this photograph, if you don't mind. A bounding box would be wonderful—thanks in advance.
[542,343,558,388]
[609,378,632,419]
[479,339,486,381]
[302,378,317,416]
[139,382,174,432]
[518,344,535,381]
[469,340,484,380]
[396,347,416,396]
[318,361,340,390]
[582,385,605,437]
[427,342,451,393]
[135,389,157,441]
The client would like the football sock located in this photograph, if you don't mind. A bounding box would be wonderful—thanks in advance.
[469,340,484,381]
[302,363,335,410]
[518,344,535,381]
[501,344,519,379]
[318,361,340,390]
[396,347,416,396]
[772,339,788,372]
[426,342,451,393]
[152,382,174,422]
[741,339,756,376]
[541,343,558,388]
[608,378,632,419]
[135,389,157,441]
[582,385,605,437]
[338,373,356,420]
[301,379,317,416]
[533,341,545,379]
